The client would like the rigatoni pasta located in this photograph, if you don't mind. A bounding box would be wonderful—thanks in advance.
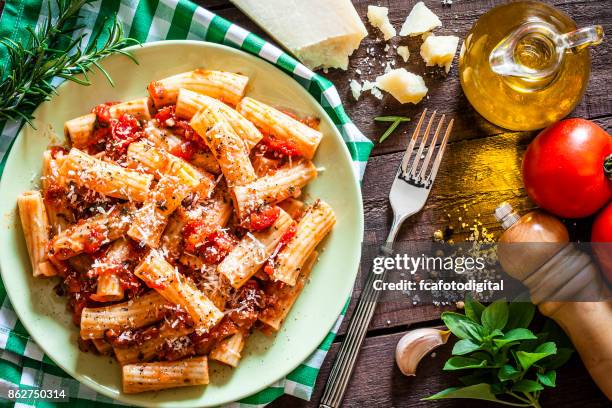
[148,69,248,107]
[237,97,323,159]
[134,250,223,333]
[59,148,153,201]
[122,356,209,393]
[19,68,336,394]
[218,208,293,289]
[190,106,256,187]
[232,160,317,218]
[17,191,57,277]
[271,200,336,285]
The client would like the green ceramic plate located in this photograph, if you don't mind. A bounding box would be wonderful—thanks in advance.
[0,41,363,407]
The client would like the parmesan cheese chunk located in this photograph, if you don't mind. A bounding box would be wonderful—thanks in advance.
[349,79,362,100]
[376,68,428,104]
[397,46,410,62]
[230,0,368,70]
[420,34,459,72]
[367,6,396,41]
[399,2,442,37]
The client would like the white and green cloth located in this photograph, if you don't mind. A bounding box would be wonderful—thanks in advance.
[0,0,372,407]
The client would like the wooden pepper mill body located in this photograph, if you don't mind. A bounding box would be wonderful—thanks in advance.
[496,203,612,400]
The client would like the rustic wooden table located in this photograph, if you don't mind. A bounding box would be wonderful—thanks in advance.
[199,0,612,406]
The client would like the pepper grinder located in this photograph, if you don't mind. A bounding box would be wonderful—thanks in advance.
[495,202,612,400]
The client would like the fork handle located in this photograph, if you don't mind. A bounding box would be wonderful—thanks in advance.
[319,245,391,408]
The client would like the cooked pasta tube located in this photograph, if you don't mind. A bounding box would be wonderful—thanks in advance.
[251,155,281,177]
[92,338,113,355]
[232,160,317,218]
[108,97,152,120]
[190,107,256,187]
[209,330,247,367]
[114,326,194,365]
[128,145,214,247]
[237,97,323,159]
[89,238,131,302]
[218,208,293,289]
[259,251,317,330]
[49,204,133,260]
[175,89,262,149]
[134,250,223,333]
[122,356,209,394]
[278,198,305,220]
[127,173,198,248]
[148,69,248,107]
[143,125,222,175]
[42,150,73,233]
[160,212,184,261]
[64,113,96,148]
[127,141,215,192]
[272,200,335,285]
[17,191,56,277]
[59,148,153,202]
[80,291,170,339]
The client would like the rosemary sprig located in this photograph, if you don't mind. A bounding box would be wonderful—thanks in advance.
[0,0,139,125]
[375,115,410,143]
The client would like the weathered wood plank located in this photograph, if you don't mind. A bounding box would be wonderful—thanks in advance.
[270,330,609,407]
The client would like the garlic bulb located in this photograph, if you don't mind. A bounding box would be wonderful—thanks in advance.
[395,328,450,376]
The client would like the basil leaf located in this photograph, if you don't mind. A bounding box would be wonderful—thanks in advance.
[505,302,535,330]
[494,328,537,347]
[442,312,486,341]
[444,356,488,371]
[423,383,506,402]
[498,364,521,381]
[512,379,544,393]
[452,339,481,355]
[516,342,557,371]
[481,300,509,331]
[459,372,494,386]
[537,370,556,387]
[464,294,485,323]
[489,329,505,338]
[538,347,573,370]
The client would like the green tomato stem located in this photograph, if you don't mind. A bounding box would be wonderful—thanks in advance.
[605,154,612,180]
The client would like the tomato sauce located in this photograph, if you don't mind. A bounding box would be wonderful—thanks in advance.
[246,205,280,231]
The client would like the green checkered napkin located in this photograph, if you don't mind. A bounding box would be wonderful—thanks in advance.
[0,0,372,407]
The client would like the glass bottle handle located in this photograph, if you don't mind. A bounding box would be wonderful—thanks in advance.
[560,25,605,52]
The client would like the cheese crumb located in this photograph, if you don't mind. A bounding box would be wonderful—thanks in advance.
[375,68,428,104]
[349,79,363,100]
[420,34,459,72]
[397,46,410,62]
[367,5,396,41]
[399,1,442,37]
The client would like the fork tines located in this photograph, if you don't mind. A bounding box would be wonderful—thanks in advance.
[399,109,453,187]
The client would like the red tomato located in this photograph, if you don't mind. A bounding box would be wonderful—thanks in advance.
[592,202,612,283]
[261,135,301,157]
[522,118,611,218]
[248,205,280,231]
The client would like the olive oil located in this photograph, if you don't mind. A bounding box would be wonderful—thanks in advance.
[459,1,603,131]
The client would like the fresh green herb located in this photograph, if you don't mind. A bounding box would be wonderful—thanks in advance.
[374,116,412,123]
[0,0,139,125]
[424,296,573,408]
[375,115,410,143]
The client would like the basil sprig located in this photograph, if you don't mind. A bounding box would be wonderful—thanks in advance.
[424,297,573,408]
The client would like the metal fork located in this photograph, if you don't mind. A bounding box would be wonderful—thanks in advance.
[319,109,454,408]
